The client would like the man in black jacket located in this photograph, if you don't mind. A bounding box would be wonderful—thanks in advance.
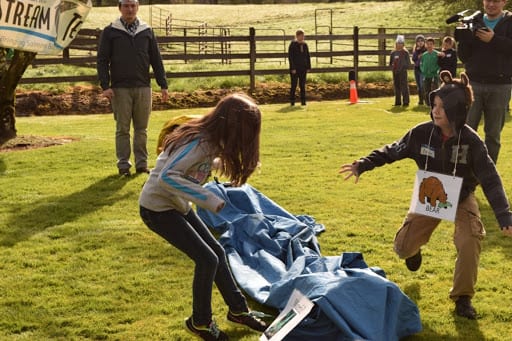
[97,0,168,176]
[456,0,512,164]
[288,29,311,106]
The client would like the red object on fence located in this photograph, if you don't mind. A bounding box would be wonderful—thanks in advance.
[349,79,359,104]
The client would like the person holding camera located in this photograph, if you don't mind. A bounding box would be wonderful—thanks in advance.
[455,0,512,164]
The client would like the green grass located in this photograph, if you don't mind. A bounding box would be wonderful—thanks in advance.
[1,97,512,340]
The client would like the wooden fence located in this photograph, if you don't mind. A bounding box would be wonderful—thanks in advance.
[20,26,450,93]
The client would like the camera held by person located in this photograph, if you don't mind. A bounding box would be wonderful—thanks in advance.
[446,10,488,42]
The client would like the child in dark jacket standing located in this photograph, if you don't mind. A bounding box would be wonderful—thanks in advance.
[390,35,411,106]
[288,29,311,106]
[438,36,458,78]
[340,71,512,320]
[139,93,268,340]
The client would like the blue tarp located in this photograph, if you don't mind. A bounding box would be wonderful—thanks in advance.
[197,181,422,340]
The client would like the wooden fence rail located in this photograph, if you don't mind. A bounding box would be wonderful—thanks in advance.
[20,26,450,93]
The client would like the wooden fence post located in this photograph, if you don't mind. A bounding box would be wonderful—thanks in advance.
[184,28,188,64]
[378,27,386,67]
[353,26,359,81]
[249,27,256,94]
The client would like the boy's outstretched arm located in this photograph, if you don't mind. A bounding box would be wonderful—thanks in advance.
[339,162,360,183]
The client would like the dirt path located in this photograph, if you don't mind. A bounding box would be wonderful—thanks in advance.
[15,81,396,117]
[3,81,398,151]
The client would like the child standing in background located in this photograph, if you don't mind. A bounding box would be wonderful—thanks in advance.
[390,35,411,106]
[438,36,458,78]
[412,35,427,105]
[420,37,440,106]
[288,29,311,106]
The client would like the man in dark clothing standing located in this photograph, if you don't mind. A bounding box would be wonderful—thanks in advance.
[97,0,168,176]
[455,0,512,164]
[288,29,311,106]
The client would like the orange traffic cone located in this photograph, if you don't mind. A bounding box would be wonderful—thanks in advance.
[349,79,359,104]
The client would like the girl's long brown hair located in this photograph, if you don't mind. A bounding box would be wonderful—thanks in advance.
[163,93,261,186]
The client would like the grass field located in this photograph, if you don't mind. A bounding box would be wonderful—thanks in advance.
[1,96,512,340]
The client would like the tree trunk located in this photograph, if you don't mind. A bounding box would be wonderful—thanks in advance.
[0,48,37,146]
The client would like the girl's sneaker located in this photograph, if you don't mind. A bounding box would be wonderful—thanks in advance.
[227,310,269,332]
[185,317,229,341]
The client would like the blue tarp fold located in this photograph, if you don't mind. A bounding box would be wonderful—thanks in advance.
[197,181,422,340]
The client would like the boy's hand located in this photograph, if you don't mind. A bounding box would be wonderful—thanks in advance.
[339,162,360,183]
[502,226,512,237]
[161,89,169,102]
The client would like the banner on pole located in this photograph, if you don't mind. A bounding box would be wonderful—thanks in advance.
[0,0,92,55]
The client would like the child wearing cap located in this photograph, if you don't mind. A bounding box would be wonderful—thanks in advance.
[340,70,512,320]
[412,34,427,105]
[389,35,411,106]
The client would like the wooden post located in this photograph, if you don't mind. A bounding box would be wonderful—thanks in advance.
[63,47,70,61]
[353,26,359,81]
[249,27,256,95]
[183,28,187,64]
[378,27,386,67]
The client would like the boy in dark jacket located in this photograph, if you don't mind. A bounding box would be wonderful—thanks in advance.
[340,71,512,320]
[438,36,458,77]
[288,29,311,106]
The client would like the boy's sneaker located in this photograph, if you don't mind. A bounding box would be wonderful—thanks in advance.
[405,249,422,271]
[185,317,228,340]
[455,295,477,320]
[227,310,268,332]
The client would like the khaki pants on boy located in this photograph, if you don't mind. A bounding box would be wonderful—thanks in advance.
[394,193,486,301]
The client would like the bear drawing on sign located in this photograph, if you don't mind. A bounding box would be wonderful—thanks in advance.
[419,176,447,206]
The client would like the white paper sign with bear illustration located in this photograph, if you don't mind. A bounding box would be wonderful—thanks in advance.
[409,170,463,222]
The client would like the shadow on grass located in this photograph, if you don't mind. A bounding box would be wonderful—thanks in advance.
[474,197,512,257]
[402,319,485,341]
[402,282,485,340]
[411,105,430,114]
[389,105,409,114]
[276,105,304,113]
[1,175,133,247]
[0,157,5,174]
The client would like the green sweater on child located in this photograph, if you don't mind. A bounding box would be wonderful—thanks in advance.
[420,50,440,78]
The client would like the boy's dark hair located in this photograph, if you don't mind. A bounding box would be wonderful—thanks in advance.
[429,70,474,133]
[426,37,435,43]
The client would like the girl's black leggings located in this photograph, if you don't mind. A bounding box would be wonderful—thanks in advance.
[140,206,247,325]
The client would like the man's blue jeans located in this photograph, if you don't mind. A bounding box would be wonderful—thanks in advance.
[466,81,512,164]
[139,206,248,325]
